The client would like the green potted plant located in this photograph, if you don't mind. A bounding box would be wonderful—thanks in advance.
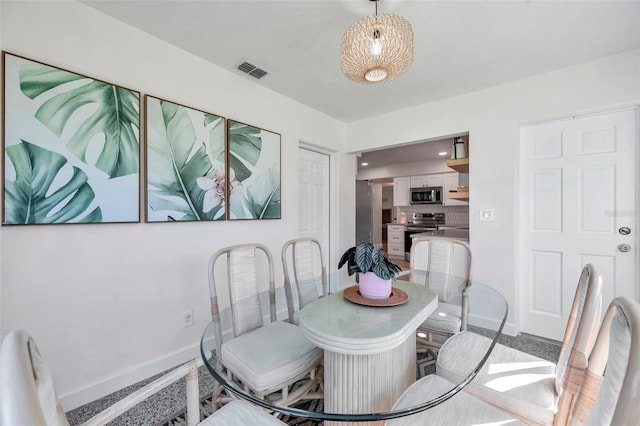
[338,242,402,299]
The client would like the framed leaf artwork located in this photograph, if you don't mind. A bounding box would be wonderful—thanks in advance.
[227,119,281,220]
[2,52,140,225]
[145,95,226,222]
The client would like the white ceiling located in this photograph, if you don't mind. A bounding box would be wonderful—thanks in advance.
[83,0,640,124]
[358,137,453,168]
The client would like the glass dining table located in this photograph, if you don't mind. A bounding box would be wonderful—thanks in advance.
[200,272,508,424]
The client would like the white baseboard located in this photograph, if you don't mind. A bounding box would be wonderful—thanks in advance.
[58,342,202,411]
[469,313,517,337]
[501,321,518,337]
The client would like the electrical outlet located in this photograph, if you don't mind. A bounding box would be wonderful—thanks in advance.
[183,309,194,328]
[479,209,495,222]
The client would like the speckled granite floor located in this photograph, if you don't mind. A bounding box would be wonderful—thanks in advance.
[66,366,217,425]
[66,331,561,425]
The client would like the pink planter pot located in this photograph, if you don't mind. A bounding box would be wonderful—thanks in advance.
[359,272,392,299]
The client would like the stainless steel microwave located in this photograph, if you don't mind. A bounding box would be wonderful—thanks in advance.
[410,186,443,204]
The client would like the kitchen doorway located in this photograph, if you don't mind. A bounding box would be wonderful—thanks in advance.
[355,135,470,248]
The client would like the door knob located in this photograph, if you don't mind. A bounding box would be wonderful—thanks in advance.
[618,244,631,253]
[619,227,631,235]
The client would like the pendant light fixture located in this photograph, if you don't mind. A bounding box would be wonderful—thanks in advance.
[340,0,414,83]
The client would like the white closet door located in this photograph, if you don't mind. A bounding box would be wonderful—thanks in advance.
[299,146,330,282]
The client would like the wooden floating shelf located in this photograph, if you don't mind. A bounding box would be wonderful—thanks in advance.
[446,158,469,173]
[447,191,469,201]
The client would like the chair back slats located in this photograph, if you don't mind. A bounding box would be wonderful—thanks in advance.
[553,264,603,426]
[293,240,324,307]
[282,238,328,323]
[568,297,640,426]
[555,264,602,395]
[586,310,631,425]
[228,247,264,337]
[410,237,471,303]
[571,369,604,424]
[209,244,276,351]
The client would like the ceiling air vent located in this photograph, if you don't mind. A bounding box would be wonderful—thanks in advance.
[237,61,268,79]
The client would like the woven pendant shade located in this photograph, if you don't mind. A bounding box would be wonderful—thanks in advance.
[341,13,414,83]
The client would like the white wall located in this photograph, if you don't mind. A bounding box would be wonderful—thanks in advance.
[0,1,351,409]
[347,48,640,334]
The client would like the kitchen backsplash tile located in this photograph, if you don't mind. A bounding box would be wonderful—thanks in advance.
[393,205,469,226]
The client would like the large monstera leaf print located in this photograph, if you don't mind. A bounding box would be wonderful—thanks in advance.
[245,164,281,219]
[228,120,281,219]
[19,61,139,178]
[5,141,101,224]
[146,98,225,221]
[228,121,261,182]
[3,53,139,224]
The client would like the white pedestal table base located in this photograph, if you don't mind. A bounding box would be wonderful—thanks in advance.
[324,335,416,426]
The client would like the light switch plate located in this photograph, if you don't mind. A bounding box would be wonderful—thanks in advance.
[479,209,494,221]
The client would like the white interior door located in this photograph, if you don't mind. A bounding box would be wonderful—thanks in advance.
[519,108,637,341]
[299,147,331,285]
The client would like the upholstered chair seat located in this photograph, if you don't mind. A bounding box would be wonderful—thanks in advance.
[386,375,527,425]
[200,400,287,425]
[421,301,464,334]
[437,331,557,424]
[220,320,321,393]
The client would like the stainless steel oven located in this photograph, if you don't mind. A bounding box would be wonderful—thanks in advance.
[404,213,445,259]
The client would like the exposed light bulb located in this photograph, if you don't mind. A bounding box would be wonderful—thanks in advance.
[361,162,369,166]
[438,151,448,156]
[371,29,382,56]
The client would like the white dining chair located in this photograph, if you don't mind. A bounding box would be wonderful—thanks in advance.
[567,296,640,426]
[0,328,291,425]
[408,237,472,352]
[207,243,323,410]
[0,329,283,426]
[387,291,640,426]
[281,237,328,325]
[435,263,603,425]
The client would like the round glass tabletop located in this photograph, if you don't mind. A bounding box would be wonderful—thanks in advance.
[200,272,507,422]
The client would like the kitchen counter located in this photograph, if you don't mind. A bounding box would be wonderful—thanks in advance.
[410,227,469,242]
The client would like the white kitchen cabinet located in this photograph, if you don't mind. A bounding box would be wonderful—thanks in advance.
[410,174,443,188]
[410,175,425,188]
[393,177,411,206]
[386,224,406,259]
[442,172,468,205]
[425,174,443,187]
